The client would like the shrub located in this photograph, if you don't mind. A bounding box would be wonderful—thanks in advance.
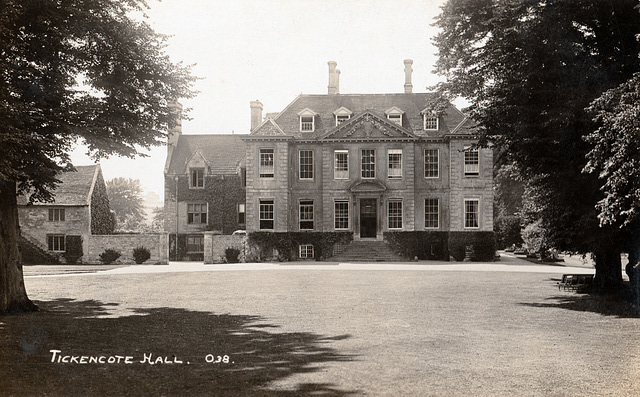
[224,247,241,263]
[384,231,449,260]
[99,248,121,265]
[448,231,496,261]
[132,246,151,264]
[63,235,83,264]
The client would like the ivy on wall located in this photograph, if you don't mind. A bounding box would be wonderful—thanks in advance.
[248,232,353,261]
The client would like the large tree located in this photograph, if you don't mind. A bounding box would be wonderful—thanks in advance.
[433,0,640,290]
[106,177,145,231]
[0,0,196,313]
[584,72,640,300]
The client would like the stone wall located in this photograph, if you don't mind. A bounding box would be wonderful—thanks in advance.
[86,234,169,264]
[203,232,248,264]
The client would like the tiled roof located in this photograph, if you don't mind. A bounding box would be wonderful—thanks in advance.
[17,165,100,206]
[252,93,472,139]
[166,134,246,175]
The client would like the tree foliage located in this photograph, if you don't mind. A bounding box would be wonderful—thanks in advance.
[1,0,196,201]
[106,177,145,230]
[0,0,196,313]
[432,0,640,289]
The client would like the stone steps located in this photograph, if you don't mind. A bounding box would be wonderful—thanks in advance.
[331,240,406,262]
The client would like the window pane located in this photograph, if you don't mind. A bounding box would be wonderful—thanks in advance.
[388,150,402,179]
[361,149,375,178]
[187,203,207,224]
[187,235,204,253]
[388,200,403,229]
[191,168,204,188]
[299,150,314,179]
[425,198,439,228]
[464,199,479,228]
[425,149,439,178]
[301,116,314,131]
[238,203,245,224]
[299,244,314,258]
[259,149,274,178]
[424,113,438,130]
[464,148,479,176]
[334,151,349,179]
[334,201,349,229]
[299,200,314,230]
[259,200,274,229]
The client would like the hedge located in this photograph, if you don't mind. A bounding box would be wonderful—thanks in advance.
[248,232,353,261]
[384,231,449,260]
[448,231,496,262]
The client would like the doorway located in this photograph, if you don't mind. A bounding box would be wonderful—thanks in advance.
[360,198,377,238]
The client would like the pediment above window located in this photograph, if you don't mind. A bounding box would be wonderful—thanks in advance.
[349,179,387,193]
[297,108,317,117]
[320,112,417,141]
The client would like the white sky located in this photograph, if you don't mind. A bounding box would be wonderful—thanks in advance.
[70,0,448,199]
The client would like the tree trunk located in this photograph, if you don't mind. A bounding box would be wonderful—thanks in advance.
[0,179,38,314]
[626,223,640,307]
[592,249,624,292]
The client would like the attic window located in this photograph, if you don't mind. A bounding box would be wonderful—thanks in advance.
[385,107,404,126]
[423,112,439,130]
[333,107,353,126]
[190,168,204,188]
[298,108,317,132]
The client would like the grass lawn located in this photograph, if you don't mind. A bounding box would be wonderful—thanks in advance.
[2,265,639,396]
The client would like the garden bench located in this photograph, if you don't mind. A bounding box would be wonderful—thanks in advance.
[558,274,594,291]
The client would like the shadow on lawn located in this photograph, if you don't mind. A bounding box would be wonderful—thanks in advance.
[521,292,640,319]
[0,299,357,396]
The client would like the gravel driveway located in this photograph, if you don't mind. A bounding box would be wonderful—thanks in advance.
[2,257,638,396]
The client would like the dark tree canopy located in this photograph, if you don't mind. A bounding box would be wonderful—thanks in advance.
[0,0,196,313]
[1,0,196,202]
[433,0,640,289]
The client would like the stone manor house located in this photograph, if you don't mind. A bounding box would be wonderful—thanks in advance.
[164,61,494,262]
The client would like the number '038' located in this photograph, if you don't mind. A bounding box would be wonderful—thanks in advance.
[205,354,230,364]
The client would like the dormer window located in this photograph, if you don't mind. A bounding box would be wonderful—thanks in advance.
[333,107,353,126]
[190,168,205,188]
[298,108,317,132]
[385,107,404,126]
[423,111,439,130]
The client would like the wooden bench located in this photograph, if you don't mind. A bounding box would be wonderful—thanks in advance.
[558,274,594,291]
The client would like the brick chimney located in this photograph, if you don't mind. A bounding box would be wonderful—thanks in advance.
[404,59,413,94]
[250,100,263,131]
[167,101,182,148]
[328,61,340,95]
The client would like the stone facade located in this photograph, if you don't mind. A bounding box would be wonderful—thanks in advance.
[203,233,247,264]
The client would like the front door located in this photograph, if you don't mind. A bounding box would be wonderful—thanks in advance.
[360,198,377,238]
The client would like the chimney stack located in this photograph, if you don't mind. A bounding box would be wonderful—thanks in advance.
[328,61,340,95]
[250,100,263,131]
[167,101,182,148]
[404,59,413,94]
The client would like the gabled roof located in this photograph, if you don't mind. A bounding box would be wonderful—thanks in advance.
[320,111,418,141]
[253,93,470,139]
[17,165,102,206]
[165,134,246,175]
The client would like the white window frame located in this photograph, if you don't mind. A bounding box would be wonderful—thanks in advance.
[336,115,350,125]
[48,208,65,222]
[299,150,314,180]
[259,199,275,230]
[464,199,480,229]
[334,200,350,230]
[334,150,349,179]
[189,168,205,188]
[425,198,439,229]
[464,146,480,176]
[423,112,439,130]
[387,114,402,126]
[187,203,208,224]
[424,149,439,178]
[388,199,403,230]
[300,116,314,132]
[259,148,275,178]
[361,149,376,179]
[388,149,402,179]
[299,244,314,259]
[299,200,314,230]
